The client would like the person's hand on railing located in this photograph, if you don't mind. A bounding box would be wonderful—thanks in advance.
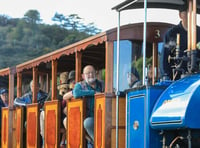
[63,91,73,101]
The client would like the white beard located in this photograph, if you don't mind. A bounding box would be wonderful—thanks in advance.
[85,77,96,84]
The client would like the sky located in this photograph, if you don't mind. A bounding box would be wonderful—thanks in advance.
[0,0,199,32]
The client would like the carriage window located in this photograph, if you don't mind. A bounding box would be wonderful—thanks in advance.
[113,40,145,92]
[158,42,163,74]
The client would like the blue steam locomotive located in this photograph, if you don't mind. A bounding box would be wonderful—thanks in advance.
[113,0,200,147]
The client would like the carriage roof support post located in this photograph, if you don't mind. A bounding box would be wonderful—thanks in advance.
[143,1,149,148]
[8,66,16,148]
[75,51,82,83]
[52,60,57,100]
[142,0,147,86]
[115,10,120,148]
[9,66,16,107]
[17,72,22,97]
[32,67,38,103]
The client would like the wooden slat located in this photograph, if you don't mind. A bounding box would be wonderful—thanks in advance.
[94,94,125,148]
[44,100,60,148]
[111,97,126,148]
[17,73,22,97]
[111,129,125,148]
[51,60,57,100]
[152,42,158,85]
[94,94,105,148]
[67,99,84,148]
[105,41,114,93]
[112,98,126,126]
[9,67,16,107]
[1,108,9,148]
[32,67,38,103]
[75,52,82,82]
[16,107,24,148]
[26,104,39,148]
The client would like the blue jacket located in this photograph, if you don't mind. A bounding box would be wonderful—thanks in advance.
[0,98,7,129]
[14,90,48,106]
[73,79,104,117]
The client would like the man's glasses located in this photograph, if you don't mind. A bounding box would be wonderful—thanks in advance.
[84,72,95,76]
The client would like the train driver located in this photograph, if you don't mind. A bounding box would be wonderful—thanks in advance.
[160,6,200,80]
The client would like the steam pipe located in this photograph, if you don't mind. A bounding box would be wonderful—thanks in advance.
[162,134,166,148]
[187,130,192,148]
[188,0,192,52]
[192,0,197,50]
[187,0,198,73]
[190,0,197,72]
[169,136,184,148]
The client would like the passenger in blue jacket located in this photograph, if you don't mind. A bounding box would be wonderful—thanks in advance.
[160,7,200,80]
[13,80,48,147]
[0,88,8,107]
[73,65,104,143]
[14,80,48,107]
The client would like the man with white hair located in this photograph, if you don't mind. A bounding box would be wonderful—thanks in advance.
[72,65,104,146]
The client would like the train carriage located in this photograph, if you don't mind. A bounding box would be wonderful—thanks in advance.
[1,0,200,148]
[0,22,171,148]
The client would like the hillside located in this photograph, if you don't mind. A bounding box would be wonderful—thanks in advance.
[0,10,101,69]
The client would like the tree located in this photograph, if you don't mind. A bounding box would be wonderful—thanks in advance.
[83,23,101,35]
[52,12,68,27]
[67,14,82,30]
[11,20,24,41]
[24,10,41,24]
[0,15,9,26]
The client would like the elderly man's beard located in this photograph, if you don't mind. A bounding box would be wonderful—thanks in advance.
[85,77,96,84]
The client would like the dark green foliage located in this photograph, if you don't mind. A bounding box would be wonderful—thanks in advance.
[0,10,101,69]
[134,57,153,79]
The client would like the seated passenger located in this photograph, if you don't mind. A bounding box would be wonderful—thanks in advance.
[62,70,76,129]
[14,80,48,148]
[57,72,69,97]
[127,67,141,88]
[0,88,8,107]
[60,70,75,147]
[147,65,153,85]
[14,80,48,107]
[0,88,8,141]
[72,65,104,144]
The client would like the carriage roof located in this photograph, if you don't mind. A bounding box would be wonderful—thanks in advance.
[112,0,200,13]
